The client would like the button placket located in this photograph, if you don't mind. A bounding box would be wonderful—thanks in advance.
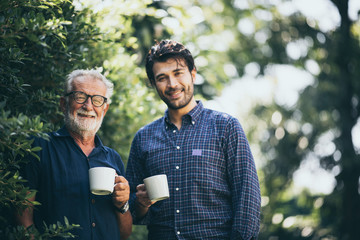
[172,120,192,238]
[174,142,182,239]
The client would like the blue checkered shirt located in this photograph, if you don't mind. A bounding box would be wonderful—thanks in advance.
[126,101,261,240]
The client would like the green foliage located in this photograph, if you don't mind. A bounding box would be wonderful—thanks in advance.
[241,0,360,239]
[5,217,80,240]
[0,110,46,213]
[0,0,102,238]
[40,217,81,239]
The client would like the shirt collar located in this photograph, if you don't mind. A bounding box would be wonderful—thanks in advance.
[54,126,71,137]
[164,100,203,126]
[187,100,203,123]
[54,126,105,149]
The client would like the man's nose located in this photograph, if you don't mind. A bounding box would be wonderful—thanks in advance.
[168,76,178,88]
[82,97,93,110]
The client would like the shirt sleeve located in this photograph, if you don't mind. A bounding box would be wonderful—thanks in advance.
[225,117,261,240]
[108,149,125,176]
[125,131,151,225]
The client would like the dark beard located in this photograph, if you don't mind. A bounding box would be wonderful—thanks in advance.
[163,96,192,110]
[161,84,194,110]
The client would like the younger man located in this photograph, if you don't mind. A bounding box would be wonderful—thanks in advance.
[126,40,261,240]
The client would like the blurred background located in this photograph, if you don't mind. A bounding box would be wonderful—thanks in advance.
[1,0,359,239]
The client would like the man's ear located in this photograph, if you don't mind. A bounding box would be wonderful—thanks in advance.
[191,68,197,83]
[102,103,110,116]
[60,97,66,113]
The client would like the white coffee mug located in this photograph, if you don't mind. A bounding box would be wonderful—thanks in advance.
[89,167,116,195]
[143,174,170,201]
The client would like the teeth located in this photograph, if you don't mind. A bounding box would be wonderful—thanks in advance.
[79,113,95,117]
[77,109,96,117]
[169,90,181,96]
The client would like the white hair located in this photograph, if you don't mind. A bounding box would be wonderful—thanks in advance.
[65,69,114,104]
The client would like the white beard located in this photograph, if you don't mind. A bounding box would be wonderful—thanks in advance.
[65,107,105,137]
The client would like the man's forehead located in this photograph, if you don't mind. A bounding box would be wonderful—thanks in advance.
[154,58,187,71]
[72,76,106,92]
[73,76,103,85]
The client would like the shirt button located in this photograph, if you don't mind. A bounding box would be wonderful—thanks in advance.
[192,121,195,125]
[176,166,179,170]
[176,146,180,150]
[177,231,180,235]
[175,188,179,191]
[173,130,176,133]
[92,222,96,227]
[176,210,180,213]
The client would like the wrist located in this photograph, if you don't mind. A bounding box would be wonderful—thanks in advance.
[136,199,150,208]
[114,201,129,214]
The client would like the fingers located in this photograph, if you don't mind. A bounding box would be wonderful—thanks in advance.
[114,176,130,193]
[115,175,128,184]
[112,181,157,209]
[112,176,130,207]
[113,176,129,192]
[135,184,157,208]
[136,184,146,191]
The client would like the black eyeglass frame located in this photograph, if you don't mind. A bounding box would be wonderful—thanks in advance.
[65,91,108,107]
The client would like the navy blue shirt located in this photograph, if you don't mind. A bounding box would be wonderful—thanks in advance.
[22,126,125,240]
[126,101,261,240]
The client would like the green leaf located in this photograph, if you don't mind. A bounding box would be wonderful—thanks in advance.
[64,216,69,227]
[26,34,39,42]
[29,151,41,161]
[26,190,37,199]
[31,146,42,152]
[60,20,72,25]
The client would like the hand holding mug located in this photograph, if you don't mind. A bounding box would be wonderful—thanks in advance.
[136,184,156,208]
[136,174,169,208]
[112,175,130,209]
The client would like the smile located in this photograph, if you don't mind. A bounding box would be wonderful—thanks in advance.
[78,113,96,118]
[167,89,183,99]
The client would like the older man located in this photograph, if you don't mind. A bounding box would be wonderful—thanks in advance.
[16,69,132,239]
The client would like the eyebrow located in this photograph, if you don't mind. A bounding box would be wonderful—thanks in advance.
[174,68,185,72]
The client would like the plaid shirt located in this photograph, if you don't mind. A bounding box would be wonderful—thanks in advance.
[126,101,261,240]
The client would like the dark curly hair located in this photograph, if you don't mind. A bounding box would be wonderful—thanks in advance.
[145,39,196,86]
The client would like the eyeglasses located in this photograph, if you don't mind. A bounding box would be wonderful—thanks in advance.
[65,91,107,107]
